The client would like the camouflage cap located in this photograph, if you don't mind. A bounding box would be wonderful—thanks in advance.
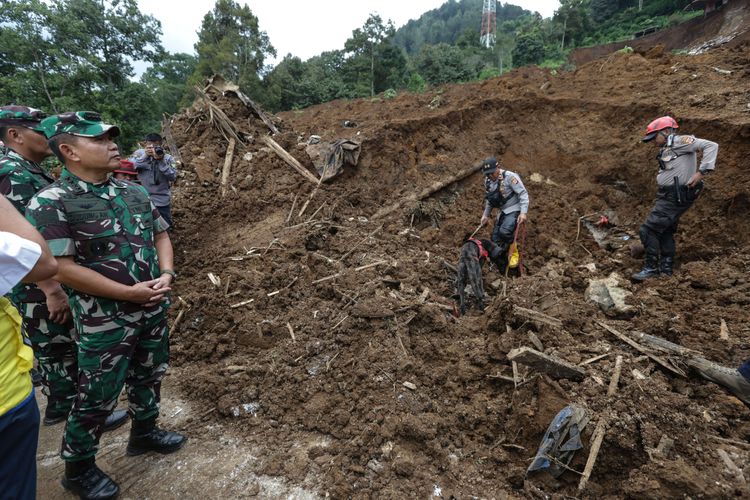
[40,111,120,139]
[0,105,48,131]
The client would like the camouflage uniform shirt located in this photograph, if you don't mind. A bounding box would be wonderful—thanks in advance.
[0,149,56,303]
[25,169,170,327]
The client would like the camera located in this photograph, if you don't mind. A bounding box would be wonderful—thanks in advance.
[154,146,165,157]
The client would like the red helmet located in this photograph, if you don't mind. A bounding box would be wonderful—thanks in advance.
[642,116,678,142]
[113,159,137,176]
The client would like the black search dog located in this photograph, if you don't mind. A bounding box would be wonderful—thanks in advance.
[456,236,499,315]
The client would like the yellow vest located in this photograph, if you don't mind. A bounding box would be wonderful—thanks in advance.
[0,297,33,416]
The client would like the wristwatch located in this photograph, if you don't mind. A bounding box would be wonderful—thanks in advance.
[160,269,177,281]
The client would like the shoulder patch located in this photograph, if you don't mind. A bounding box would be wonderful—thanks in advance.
[680,136,695,145]
[511,177,519,185]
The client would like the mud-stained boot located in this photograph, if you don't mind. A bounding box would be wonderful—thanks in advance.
[103,410,129,432]
[659,256,674,277]
[126,417,187,456]
[632,254,660,282]
[61,459,119,500]
[688,357,750,407]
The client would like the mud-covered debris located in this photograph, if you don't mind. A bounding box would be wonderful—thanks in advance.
[585,273,633,313]
[528,405,589,478]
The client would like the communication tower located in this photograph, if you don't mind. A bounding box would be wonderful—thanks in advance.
[480,0,497,49]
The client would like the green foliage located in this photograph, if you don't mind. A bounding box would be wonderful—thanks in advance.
[383,88,397,99]
[415,43,475,85]
[478,66,502,80]
[343,14,406,97]
[513,31,545,67]
[0,0,168,150]
[406,73,426,92]
[192,0,276,97]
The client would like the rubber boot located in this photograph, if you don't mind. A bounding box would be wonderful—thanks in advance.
[659,256,674,277]
[126,417,187,456]
[632,253,660,282]
[61,459,119,500]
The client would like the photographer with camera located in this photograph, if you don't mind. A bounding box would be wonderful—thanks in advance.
[131,132,177,228]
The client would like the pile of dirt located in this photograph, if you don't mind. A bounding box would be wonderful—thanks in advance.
[164,39,750,498]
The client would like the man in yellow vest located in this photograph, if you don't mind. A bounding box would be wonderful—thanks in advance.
[0,195,58,499]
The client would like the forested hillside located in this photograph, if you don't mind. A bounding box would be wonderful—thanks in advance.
[1,0,703,150]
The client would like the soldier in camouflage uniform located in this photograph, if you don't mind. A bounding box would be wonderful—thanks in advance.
[26,111,186,500]
[0,106,128,430]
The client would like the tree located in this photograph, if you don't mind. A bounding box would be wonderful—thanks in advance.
[512,31,545,67]
[192,0,276,98]
[141,53,198,117]
[414,43,474,85]
[344,14,401,97]
[0,0,166,149]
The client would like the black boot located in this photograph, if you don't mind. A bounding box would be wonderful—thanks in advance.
[103,409,129,432]
[126,417,187,456]
[660,256,674,277]
[632,253,660,282]
[61,459,119,500]
[43,406,68,426]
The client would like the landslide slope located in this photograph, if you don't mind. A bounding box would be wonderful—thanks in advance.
[168,40,750,498]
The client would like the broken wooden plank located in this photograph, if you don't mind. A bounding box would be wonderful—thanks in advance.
[607,355,623,396]
[630,330,701,357]
[507,347,586,381]
[527,332,544,351]
[720,319,730,341]
[579,419,607,490]
[580,352,611,366]
[262,135,319,184]
[513,305,563,328]
[220,138,236,198]
[596,321,686,377]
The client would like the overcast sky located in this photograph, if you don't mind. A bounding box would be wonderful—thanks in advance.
[135,0,560,70]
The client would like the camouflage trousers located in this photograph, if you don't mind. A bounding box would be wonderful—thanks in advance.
[62,311,169,462]
[16,301,78,416]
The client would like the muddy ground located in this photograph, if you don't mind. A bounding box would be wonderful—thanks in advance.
[38,31,750,500]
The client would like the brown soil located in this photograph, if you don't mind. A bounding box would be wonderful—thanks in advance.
[160,37,750,498]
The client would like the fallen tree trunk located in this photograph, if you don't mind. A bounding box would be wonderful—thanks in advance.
[372,162,483,220]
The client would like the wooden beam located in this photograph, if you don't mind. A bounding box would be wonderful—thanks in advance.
[507,347,586,381]
[513,305,563,328]
[607,355,623,396]
[372,161,483,220]
[220,138,236,198]
[596,321,686,377]
[579,419,607,491]
[262,135,319,185]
